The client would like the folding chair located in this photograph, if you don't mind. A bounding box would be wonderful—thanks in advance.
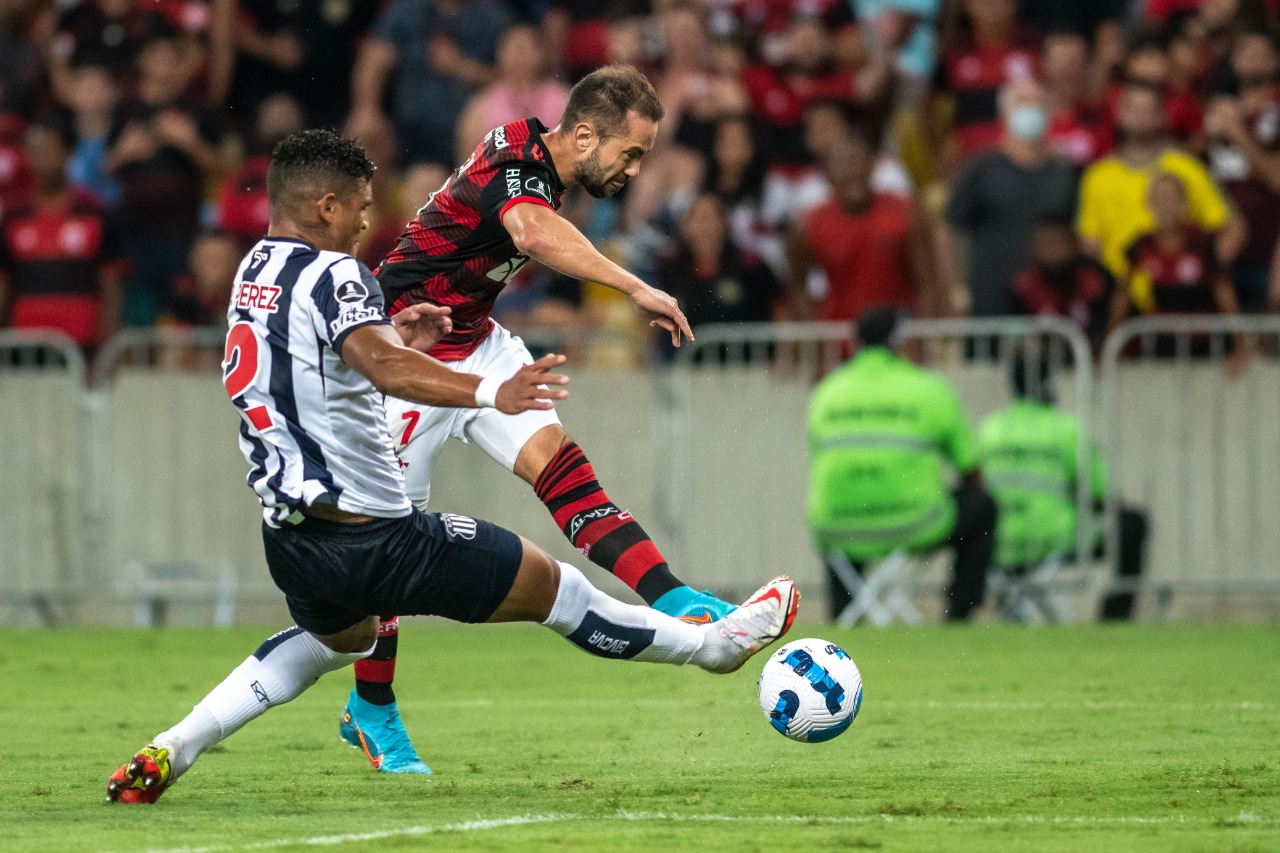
[988,552,1075,623]
[827,548,922,627]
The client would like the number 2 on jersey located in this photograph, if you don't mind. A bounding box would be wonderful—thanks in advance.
[223,321,274,431]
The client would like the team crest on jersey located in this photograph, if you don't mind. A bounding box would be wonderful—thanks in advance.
[525,176,552,203]
[335,280,369,303]
[441,513,478,540]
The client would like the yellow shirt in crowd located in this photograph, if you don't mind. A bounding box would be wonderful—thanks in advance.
[1076,149,1230,291]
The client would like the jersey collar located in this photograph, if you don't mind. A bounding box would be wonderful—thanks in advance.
[526,117,566,194]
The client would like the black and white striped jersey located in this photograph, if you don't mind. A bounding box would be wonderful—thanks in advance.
[223,237,411,526]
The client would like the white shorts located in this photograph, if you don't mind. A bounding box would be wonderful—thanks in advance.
[385,322,561,510]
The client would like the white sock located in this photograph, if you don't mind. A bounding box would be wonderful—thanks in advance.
[155,627,371,779]
[542,562,711,666]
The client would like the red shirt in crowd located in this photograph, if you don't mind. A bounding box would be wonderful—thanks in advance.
[216,154,270,245]
[0,189,124,346]
[741,65,857,128]
[1125,226,1225,315]
[1047,103,1113,169]
[938,27,1041,160]
[1210,94,1280,266]
[802,193,916,321]
[1013,257,1114,350]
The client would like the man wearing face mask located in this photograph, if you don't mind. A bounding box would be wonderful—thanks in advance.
[1077,79,1245,293]
[941,77,1077,317]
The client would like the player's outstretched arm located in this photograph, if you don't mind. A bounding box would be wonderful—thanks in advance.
[502,202,694,346]
[341,324,569,414]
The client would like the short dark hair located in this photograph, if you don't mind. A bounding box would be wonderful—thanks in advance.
[855,306,904,349]
[29,113,76,151]
[267,129,375,214]
[561,64,664,138]
[1011,349,1055,403]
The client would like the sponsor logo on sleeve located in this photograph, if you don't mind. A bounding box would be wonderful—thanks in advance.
[524,176,552,203]
[329,305,383,338]
[506,167,521,197]
[334,280,369,304]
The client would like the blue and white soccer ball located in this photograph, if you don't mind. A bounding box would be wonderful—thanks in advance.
[758,638,862,743]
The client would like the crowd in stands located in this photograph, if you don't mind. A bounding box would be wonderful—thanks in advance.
[1,0,1279,363]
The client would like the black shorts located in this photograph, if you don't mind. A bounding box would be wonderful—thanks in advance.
[261,510,523,635]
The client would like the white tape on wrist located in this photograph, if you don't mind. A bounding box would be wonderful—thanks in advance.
[474,375,502,409]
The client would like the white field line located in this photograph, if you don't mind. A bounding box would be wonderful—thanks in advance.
[131,810,1275,853]
[399,697,1270,711]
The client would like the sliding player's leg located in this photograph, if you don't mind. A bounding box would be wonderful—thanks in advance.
[110,510,797,802]
[108,617,378,803]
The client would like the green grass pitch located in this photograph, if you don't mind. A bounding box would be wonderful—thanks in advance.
[2,622,1278,852]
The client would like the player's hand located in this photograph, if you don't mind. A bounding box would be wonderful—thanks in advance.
[495,354,570,414]
[630,283,694,347]
[392,304,452,352]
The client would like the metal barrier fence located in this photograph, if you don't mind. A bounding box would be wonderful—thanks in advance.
[0,331,88,626]
[657,317,1098,607]
[4,316,1280,624]
[1100,315,1280,611]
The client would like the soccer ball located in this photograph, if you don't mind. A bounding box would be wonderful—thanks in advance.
[758,638,862,743]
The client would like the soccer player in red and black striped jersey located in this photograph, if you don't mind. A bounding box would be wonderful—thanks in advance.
[337,65,740,773]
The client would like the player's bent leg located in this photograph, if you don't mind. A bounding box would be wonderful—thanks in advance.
[108,620,377,803]
[490,533,799,673]
[508,423,733,623]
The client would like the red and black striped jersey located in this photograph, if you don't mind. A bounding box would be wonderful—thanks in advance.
[376,117,565,361]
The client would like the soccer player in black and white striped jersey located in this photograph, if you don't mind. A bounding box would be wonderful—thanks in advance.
[105,129,798,803]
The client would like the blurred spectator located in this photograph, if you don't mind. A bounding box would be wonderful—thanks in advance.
[787,132,937,322]
[1042,30,1113,169]
[454,24,570,166]
[48,0,176,95]
[652,6,723,152]
[941,78,1077,317]
[0,87,32,221]
[1017,0,1125,40]
[741,14,891,164]
[852,0,943,100]
[1206,26,1280,311]
[758,99,914,257]
[979,351,1149,620]
[348,0,513,166]
[703,115,778,273]
[360,161,451,271]
[215,92,304,247]
[169,228,238,327]
[657,192,779,331]
[931,0,1040,171]
[1077,80,1243,289]
[0,1,43,118]
[231,0,376,130]
[63,62,123,209]
[1113,172,1242,320]
[1012,214,1115,354]
[0,118,124,351]
[1111,172,1246,375]
[106,31,221,325]
[1107,28,1205,151]
[808,306,996,621]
